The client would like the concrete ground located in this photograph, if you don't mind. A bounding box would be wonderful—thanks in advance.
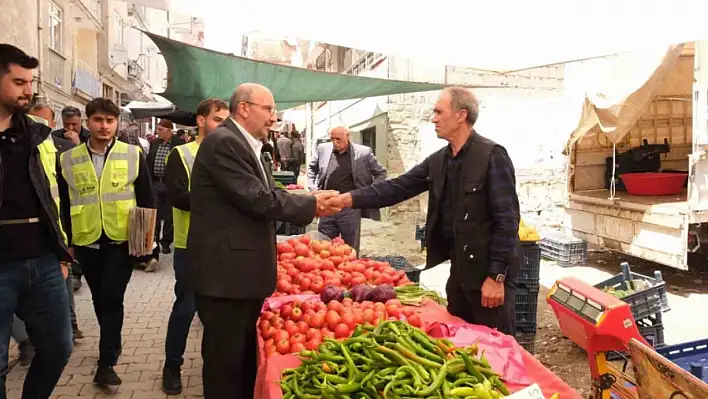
[5,252,204,399]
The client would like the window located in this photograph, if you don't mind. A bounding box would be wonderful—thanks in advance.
[103,83,114,100]
[114,12,124,46]
[361,127,377,155]
[48,1,63,53]
[51,103,63,128]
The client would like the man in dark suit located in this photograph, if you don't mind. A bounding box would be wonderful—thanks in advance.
[186,83,339,398]
[327,87,520,335]
[307,126,387,255]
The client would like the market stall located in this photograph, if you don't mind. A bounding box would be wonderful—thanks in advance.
[249,233,580,399]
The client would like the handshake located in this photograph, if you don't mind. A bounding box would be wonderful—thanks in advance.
[310,190,352,217]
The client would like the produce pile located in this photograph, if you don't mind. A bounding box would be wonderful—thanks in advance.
[259,298,424,357]
[518,220,541,242]
[279,320,511,399]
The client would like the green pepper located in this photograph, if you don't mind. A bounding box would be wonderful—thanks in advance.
[282,393,294,399]
[319,372,348,385]
[415,366,447,396]
[388,343,443,369]
[375,345,411,366]
[478,367,499,378]
[459,350,486,382]
[396,365,423,387]
[400,335,445,363]
[352,324,365,337]
[292,377,320,399]
[340,342,357,382]
[471,383,493,399]
[450,387,476,396]
[412,330,447,358]
[491,376,510,396]
[453,377,479,387]
[335,381,362,394]
[442,380,452,397]
[383,378,413,398]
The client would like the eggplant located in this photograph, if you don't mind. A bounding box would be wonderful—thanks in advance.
[350,284,374,302]
[370,284,397,303]
[320,285,345,303]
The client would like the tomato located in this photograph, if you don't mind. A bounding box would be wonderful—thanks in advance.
[352,310,364,325]
[290,332,306,345]
[322,329,335,339]
[386,304,401,318]
[283,320,298,336]
[261,311,275,321]
[321,259,335,271]
[270,318,284,330]
[362,309,375,324]
[306,328,322,342]
[334,323,351,339]
[265,345,278,357]
[293,243,310,257]
[276,339,291,354]
[319,249,330,259]
[258,320,271,332]
[401,306,416,317]
[279,252,296,261]
[299,277,312,291]
[315,302,328,312]
[277,242,294,254]
[299,235,311,245]
[342,298,353,307]
[373,302,386,312]
[341,273,353,286]
[350,276,367,286]
[274,330,290,342]
[296,321,309,334]
[262,326,276,340]
[373,311,385,324]
[340,312,356,330]
[304,339,320,351]
[290,308,303,322]
[311,240,324,253]
[309,312,325,329]
[276,280,292,294]
[327,300,343,312]
[310,280,325,293]
[325,311,342,330]
[280,305,293,319]
[329,256,344,266]
[408,314,423,328]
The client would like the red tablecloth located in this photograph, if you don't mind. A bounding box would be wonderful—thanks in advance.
[254,300,581,399]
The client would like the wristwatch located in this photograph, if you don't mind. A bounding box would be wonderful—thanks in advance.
[489,273,506,283]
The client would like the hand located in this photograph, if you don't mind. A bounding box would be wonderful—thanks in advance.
[481,277,504,308]
[313,190,341,216]
[64,129,80,145]
[60,262,70,280]
[326,193,353,210]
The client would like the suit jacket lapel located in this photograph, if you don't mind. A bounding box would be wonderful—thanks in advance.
[224,119,269,187]
[321,144,334,182]
[349,145,359,185]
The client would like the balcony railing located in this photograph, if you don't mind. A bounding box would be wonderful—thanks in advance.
[78,0,101,21]
[72,59,102,98]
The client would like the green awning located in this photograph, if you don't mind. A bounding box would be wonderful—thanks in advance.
[144,32,492,111]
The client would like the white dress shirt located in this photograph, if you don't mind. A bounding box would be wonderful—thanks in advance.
[231,118,267,182]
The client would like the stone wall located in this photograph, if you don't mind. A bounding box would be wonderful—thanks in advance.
[0,0,39,58]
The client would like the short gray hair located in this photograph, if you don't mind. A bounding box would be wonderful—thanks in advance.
[445,86,479,126]
[229,84,254,113]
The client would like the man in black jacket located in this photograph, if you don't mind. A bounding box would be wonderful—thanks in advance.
[328,87,520,335]
[0,43,73,399]
[52,106,90,145]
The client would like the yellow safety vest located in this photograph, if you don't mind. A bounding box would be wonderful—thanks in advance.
[60,140,140,246]
[27,114,68,245]
[172,141,199,249]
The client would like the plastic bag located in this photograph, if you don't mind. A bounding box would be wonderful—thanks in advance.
[276,230,331,243]
[261,294,320,312]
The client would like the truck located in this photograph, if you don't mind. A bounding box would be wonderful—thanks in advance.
[565,39,708,270]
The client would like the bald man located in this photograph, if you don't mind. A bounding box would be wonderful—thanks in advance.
[186,83,340,398]
[307,126,387,255]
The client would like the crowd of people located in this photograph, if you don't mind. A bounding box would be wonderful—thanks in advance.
[0,41,521,399]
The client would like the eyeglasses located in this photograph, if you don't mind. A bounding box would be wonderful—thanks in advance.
[244,101,277,115]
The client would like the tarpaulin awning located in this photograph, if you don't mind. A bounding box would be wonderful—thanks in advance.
[143,31,494,112]
[126,0,708,72]
[566,43,687,148]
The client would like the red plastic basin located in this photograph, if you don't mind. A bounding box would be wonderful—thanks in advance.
[620,172,687,196]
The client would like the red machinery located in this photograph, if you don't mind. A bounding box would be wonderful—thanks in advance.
[547,276,708,399]
[546,277,649,398]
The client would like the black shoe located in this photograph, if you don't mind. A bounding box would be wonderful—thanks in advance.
[18,340,35,366]
[161,244,171,254]
[162,366,183,395]
[72,326,84,341]
[93,365,122,387]
[73,278,82,292]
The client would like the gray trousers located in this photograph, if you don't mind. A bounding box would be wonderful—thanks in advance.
[318,208,362,255]
[11,273,77,343]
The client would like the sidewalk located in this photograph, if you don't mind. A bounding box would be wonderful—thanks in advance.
[5,253,204,398]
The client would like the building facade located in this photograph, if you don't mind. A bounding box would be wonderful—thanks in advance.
[0,0,201,129]
[305,45,573,229]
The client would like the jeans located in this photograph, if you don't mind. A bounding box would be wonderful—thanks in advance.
[75,243,133,367]
[10,315,28,343]
[0,254,73,399]
[165,249,196,368]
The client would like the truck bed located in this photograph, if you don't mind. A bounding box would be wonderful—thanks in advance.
[566,189,689,270]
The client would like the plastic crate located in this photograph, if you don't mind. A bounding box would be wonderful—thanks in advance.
[515,331,536,354]
[636,312,665,348]
[276,222,306,236]
[515,287,540,333]
[656,338,708,383]
[517,242,541,286]
[540,233,587,267]
[363,255,421,283]
[593,262,670,320]
[273,171,297,186]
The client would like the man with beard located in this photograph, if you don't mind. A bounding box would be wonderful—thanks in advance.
[161,98,229,394]
[0,43,73,398]
[59,97,155,388]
